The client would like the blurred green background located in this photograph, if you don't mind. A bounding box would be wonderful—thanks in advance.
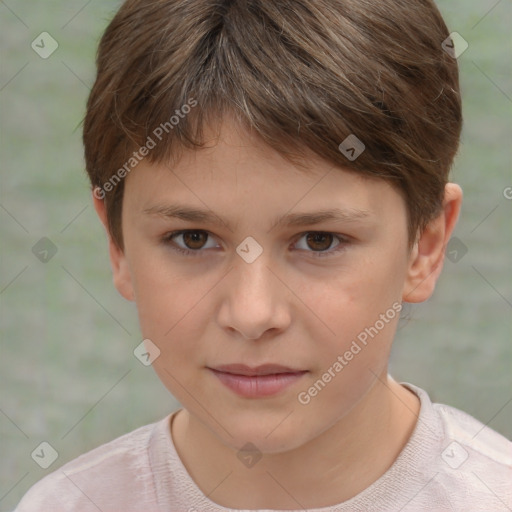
[1,0,511,509]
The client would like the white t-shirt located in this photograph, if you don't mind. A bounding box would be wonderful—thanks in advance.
[15,383,512,511]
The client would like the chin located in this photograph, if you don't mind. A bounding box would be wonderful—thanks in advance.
[212,415,312,455]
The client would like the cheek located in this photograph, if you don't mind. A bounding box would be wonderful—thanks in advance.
[310,254,405,344]
[128,246,193,331]
[128,255,214,378]
[295,282,401,420]
[296,252,405,396]
[135,273,209,399]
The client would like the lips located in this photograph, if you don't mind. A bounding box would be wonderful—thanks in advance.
[207,363,308,398]
[210,363,305,376]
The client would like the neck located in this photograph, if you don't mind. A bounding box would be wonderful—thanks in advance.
[171,372,420,509]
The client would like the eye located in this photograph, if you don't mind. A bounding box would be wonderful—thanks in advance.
[162,230,219,256]
[162,230,349,258]
[293,232,348,258]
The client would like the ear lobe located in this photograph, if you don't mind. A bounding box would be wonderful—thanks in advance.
[402,183,463,303]
[110,249,135,302]
[92,190,135,302]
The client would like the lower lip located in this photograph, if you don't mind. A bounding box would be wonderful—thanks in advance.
[209,369,307,398]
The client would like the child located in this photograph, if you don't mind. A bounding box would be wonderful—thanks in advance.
[16,0,512,510]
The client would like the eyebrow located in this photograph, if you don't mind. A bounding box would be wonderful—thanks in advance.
[143,203,372,231]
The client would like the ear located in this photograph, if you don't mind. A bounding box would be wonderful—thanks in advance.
[92,189,135,301]
[402,183,463,303]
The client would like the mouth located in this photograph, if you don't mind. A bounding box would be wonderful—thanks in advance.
[210,363,306,376]
[207,363,308,398]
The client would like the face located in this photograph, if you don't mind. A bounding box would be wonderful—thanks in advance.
[114,118,414,454]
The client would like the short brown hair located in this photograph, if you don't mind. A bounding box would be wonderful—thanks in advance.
[83,0,462,249]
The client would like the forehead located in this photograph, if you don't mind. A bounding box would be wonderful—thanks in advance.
[123,117,406,228]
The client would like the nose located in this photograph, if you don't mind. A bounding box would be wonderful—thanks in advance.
[217,254,291,340]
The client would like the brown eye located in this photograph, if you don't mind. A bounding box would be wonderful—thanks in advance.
[182,231,208,250]
[294,232,347,258]
[164,230,218,256]
[305,232,335,251]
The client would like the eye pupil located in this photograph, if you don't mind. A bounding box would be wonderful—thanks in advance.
[183,231,207,249]
[306,232,333,251]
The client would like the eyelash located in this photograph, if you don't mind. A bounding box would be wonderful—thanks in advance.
[161,230,350,258]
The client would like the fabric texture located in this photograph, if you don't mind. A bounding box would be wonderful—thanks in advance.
[15,382,512,511]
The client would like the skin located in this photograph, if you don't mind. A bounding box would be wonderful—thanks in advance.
[93,116,462,509]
